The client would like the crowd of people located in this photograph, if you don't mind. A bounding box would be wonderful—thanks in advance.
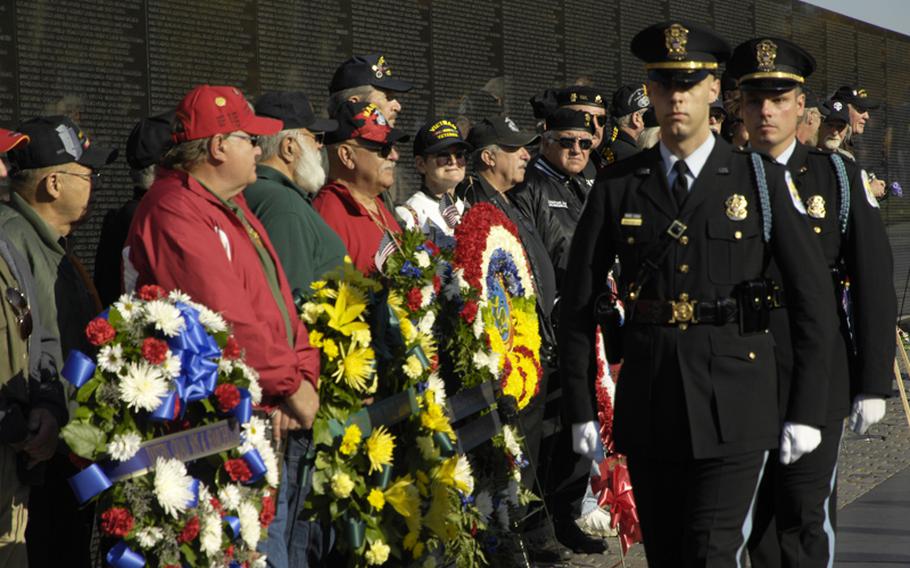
[0,15,897,568]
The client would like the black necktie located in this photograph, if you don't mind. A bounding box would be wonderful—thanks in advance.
[672,160,690,209]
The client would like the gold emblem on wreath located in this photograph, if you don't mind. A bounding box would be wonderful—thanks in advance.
[756,39,778,72]
[665,23,689,61]
[725,194,749,221]
[805,195,826,219]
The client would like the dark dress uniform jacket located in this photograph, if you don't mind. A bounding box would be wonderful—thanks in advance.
[604,129,641,165]
[769,143,896,424]
[560,138,838,460]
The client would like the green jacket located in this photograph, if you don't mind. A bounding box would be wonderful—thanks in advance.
[0,194,97,367]
[245,165,348,297]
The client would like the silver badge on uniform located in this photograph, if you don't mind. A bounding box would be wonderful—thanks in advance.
[725,194,748,221]
[805,195,826,219]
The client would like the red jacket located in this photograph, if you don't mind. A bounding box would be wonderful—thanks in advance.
[312,180,401,275]
[126,168,319,404]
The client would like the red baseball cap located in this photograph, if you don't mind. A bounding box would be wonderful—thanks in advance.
[0,128,29,152]
[172,85,283,143]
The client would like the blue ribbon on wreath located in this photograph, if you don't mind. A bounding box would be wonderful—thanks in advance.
[61,350,96,388]
[105,541,145,568]
[68,463,112,504]
[169,303,221,404]
[224,515,241,539]
[241,448,268,484]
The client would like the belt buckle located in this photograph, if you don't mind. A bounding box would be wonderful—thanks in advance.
[666,220,688,241]
[669,293,697,330]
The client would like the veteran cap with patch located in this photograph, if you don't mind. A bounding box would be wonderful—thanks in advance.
[611,84,651,118]
[329,54,413,94]
[466,116,539,149]
[631,20,730,84]
[323,101,409,148]
[8,115,117,172]
[413,118,472,156]
[727,37,816,92]
[545,108,596,134]
[832,85,880,111]
[821,99,850,125]
[173,85,283,143]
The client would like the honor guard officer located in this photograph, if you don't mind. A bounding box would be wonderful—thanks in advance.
[559,20,839,566]
[727,37,896,568]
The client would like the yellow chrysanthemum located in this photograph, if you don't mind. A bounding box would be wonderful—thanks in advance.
[339,424,362,456]
[331,343,375,392]
[351,327,371,348]
[308,329,324,348]
[364,539,390,566]
[367,488,385,511]
[403,355,424,379]
[310,280,327,292]
[324,283,369,337]
[322,338,340,360]
[416,331,437,362]
[330,472,354,498]
[364,426,395,474]
[437,455,473,494]
[420,392,455,438]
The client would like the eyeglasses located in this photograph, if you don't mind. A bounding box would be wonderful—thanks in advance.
[299,131,325,145]
[53,171,101,187]
[434,151,467,166]
[224,133,260,146]
[5,286,32,340]
[593,115,609,128]
[557,137,593,150]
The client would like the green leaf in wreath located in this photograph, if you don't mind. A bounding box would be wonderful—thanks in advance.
[107,308,123,327]
[61,422,106,460]
[179,543,197,565]
[75,376,102,403]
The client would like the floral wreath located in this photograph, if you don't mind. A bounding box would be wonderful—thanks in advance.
[61,285,276,568]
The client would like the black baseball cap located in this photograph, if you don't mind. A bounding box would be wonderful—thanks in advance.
[728,37,816,92]
[832,85,880,111]
[611,84,651,118]
[8,116,117,173]
[329,54,413,94]
[545,108,596,134]
[413,118,472,156]
[822,99,850,124]
[467,117,539,149]
[323,101,409,148]
[632,20,730,84]
[710,98,727,117]
[530,86,606,120]
[255,92,338,133]
[126,111,174,170]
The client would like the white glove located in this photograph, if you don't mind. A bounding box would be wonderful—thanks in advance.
[849,394,886,435]
[572,421,603,461]
[779,422,822,465]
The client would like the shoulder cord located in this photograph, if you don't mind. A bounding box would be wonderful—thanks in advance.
[749,152,772,243]
[829,153,851,235]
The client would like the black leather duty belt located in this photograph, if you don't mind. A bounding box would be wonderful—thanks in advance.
[630,296,739,328]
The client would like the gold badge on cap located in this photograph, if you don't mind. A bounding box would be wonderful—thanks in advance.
[665,23,689,61]
[725,194,749,221]
[372,55,391,79]
[584,113,592,127]
[594,94,603,104]
[756,39,778,72]
[570,92,578,102]
[214,96,227,107]
[805,195,826,219]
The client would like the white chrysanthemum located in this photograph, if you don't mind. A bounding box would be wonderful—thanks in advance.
[219,484,242,512]
[351,327,371,347]
[420,284,434,308]
[453,267,470,292]
[145,300,185,337]
[134,526,164,548]
[240,416,269,450]
[454,455,475,495]
[251,557,268,568]
[415,250,431,268]
[247,376,263,405]
[118,362,168,412]
[196,484,213,512]
[238,500,260,548]
[161,352,182,379]
[168,290,192,303]
[472,306,485,338]
[153,457,194,518]
[98,344,125,373]
[502,425,522,459]
[197,305,228,333]
[475,491,494,521]
[258,442,280,487]
[301,302,323,324]
[218,358,235,375]
[418,311,436,335]
[114,294,142,323]
[108,431,142,462]
[472,350,500,377]
[426,372,447,404]
[200,512,223,557]
[506,478,520,507]
[496,502,511,530]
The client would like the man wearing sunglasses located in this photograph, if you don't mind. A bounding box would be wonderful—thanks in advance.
[511,108,596,280]
[396,117,471,248]
[0,127,68,567]
[313,101,407,275]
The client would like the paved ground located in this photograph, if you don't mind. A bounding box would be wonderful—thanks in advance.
[533,372,910,567]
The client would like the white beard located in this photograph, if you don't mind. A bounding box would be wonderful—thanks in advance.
[822,135,842,151]
[293,145,327,193]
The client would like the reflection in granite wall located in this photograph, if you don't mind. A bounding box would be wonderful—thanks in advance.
[0,0,908,301]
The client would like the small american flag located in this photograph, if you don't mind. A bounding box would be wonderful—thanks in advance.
[374,231,398,274]
[439,193,461,229]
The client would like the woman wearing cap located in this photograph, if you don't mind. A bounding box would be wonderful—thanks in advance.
[395,118,470,248]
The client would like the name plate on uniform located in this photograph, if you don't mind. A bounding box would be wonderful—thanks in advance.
[621,214,643,226]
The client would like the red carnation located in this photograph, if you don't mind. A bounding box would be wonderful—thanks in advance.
[433,275,442,294]
[215,384,241,413]
[423,240,440,256]
[406,287,423,312]
[460,301,479,324]
[141,337,169,365]
[210,496,223,515]
[86,317,116,346]
[177,516,200,544]
[137,284,166,301]
[224,458,252,482]
[259,495,276,527]
[100,507,134,538]
[222,336,242,360]
[225,545,235,559]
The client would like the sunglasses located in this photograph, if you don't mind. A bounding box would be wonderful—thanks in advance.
[433,151,467,166]
[5,286,32,340]
[593,115,609,128]
[225,133,260,146]
[557,137,594,150]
